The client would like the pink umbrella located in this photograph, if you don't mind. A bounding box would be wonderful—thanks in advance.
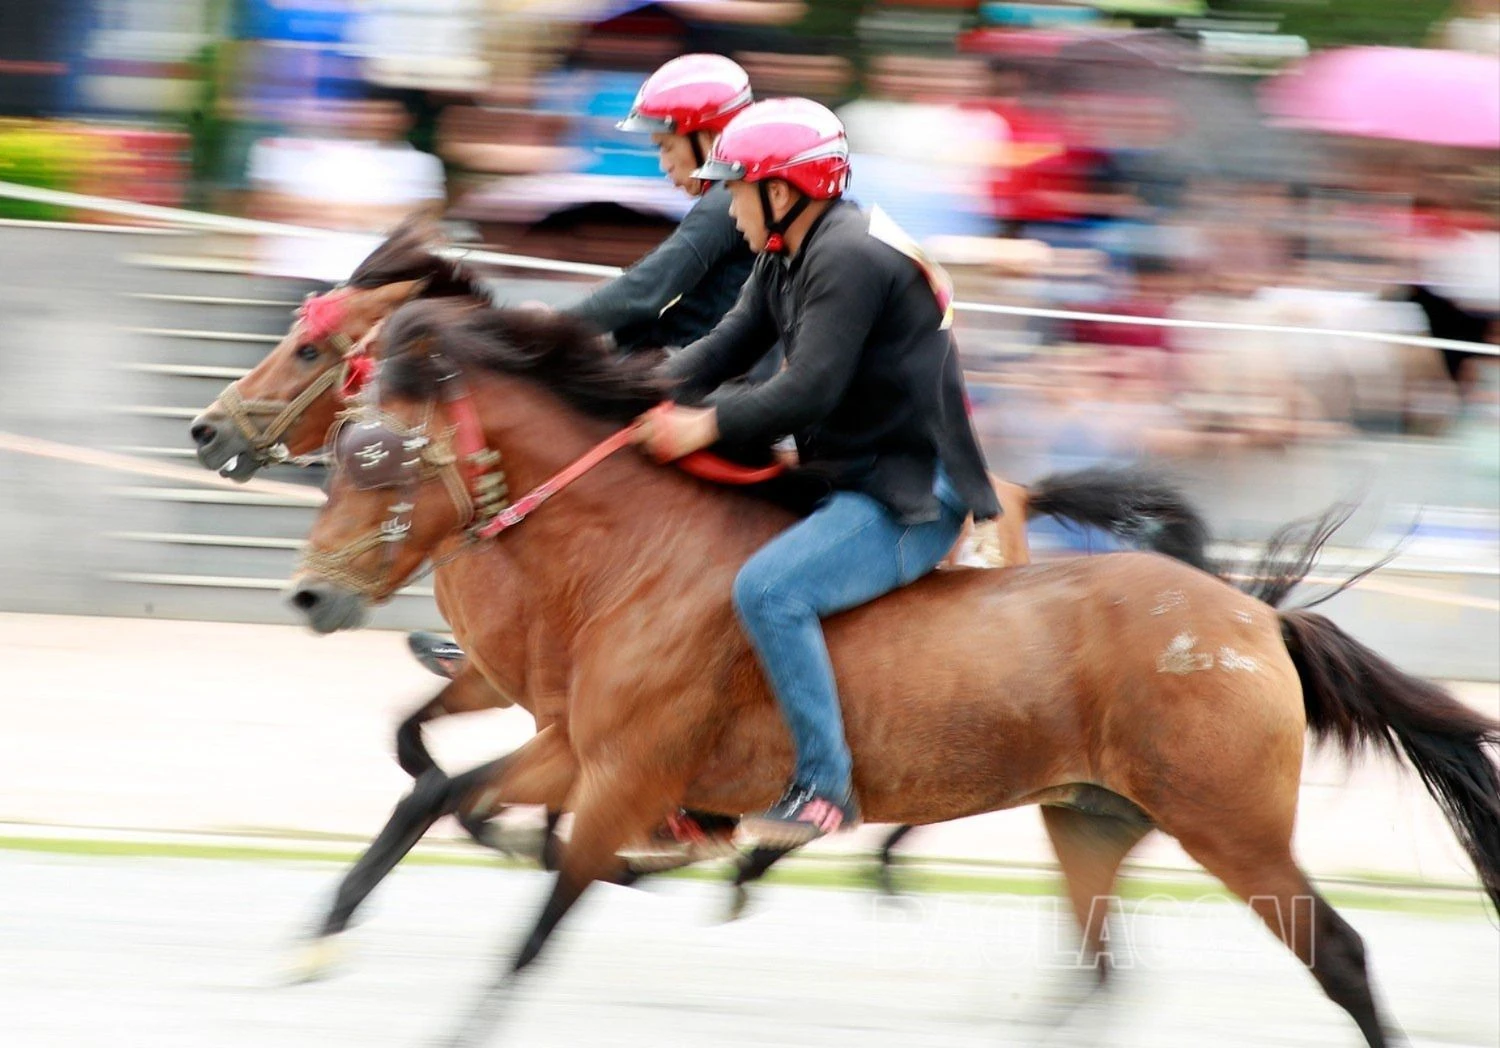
[1262,46,1500,149]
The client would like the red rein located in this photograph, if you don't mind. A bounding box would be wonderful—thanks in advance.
[466,413,787,539]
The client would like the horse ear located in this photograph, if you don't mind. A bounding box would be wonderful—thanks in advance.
[364,278,428,314]
[384,212,446,251]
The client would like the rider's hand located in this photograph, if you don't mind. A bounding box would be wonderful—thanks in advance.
[967,518,1008,569]
[634,402,720,462]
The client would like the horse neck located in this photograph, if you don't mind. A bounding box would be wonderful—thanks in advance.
[466,373,784,618]
[472,375,672,581]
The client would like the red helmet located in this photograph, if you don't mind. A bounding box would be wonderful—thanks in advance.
[617,54,753,136]
[693,97,850,200]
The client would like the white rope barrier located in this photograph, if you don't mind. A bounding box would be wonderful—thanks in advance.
[2,179,1496,356]
[0,181,622,277]
[0,431,326,505]
[955,300,1500,356]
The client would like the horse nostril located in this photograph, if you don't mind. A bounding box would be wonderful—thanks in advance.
[190,421,217,447]
[289,586,322,613]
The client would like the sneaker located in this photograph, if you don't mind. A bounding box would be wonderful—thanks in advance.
[737,783,857,850]
[407,630,467,679]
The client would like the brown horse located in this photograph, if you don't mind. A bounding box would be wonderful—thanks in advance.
[287,299,1500,1047]
[188,225,1221,940]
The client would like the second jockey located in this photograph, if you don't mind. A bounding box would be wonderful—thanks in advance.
[563,53,759,357]
[636,98,1003,847]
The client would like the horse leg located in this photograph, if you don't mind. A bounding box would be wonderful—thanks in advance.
[1041,805,1153,988]
[702,845,793,921]
[308,760,505,943]
[395,665,502,779]
[450,722,580,868]
[394,696,445,779]
[723,822,921,921]
[540,809,564,872]
[396,667,546,861]
[288,729,577,982]
[874,824,919,897]
[439,767,671,1047]
[1179,837,1396,1047]
[282,765,487,983]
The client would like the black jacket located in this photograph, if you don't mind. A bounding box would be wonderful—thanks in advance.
[665,201,1000,524]
[563,183,754,354]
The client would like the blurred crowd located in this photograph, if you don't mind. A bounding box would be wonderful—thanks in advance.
[2,0,1498,489]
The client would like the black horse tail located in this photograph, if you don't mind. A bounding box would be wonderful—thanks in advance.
[1203,499,1500,911]
[1024,465,1212,570]
[1220,500,1396,610]
[1280,609,1500,914]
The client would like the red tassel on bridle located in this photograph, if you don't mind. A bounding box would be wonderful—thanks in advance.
[299,288,351,343]
[341,353,376,400]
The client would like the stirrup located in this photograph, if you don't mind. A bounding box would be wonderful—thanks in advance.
[407,630,466,679]
[618,811,738,871]
[736,783,858,850]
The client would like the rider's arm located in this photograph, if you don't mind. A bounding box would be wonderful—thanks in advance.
[561,194,740,337]
[661,266,777,400]
[709,258,883,445]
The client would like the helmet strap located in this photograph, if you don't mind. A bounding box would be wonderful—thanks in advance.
[684,132,717,198]
[759,180,809,255]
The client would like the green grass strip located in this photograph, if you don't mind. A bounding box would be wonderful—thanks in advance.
[0,834,1486,919]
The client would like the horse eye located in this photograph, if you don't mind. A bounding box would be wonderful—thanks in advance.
[296,343,320,362]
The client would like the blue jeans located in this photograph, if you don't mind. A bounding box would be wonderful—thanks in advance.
[731,469,968,800]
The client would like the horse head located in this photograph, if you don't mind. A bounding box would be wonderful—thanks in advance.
[288,300,510,632]
[188,217,486,480]
[189,281,422,480]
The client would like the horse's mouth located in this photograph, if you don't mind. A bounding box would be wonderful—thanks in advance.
[216,452,263,482]
[287,577,371,634]
[191,417,262,481]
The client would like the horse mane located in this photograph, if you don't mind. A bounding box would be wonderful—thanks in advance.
[381,298,670,423]
[347,216,489,300]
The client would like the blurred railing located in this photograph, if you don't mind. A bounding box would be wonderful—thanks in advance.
[1,179,1492,357]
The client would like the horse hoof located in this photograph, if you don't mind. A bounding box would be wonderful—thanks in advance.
[1018,970,1112,1031]
[280,935,347,984]
[482,822,547,864]
[722,885,750,923]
